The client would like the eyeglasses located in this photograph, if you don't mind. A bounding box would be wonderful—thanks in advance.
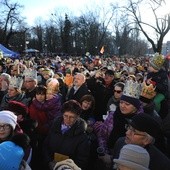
[114,90,122,94]
[125,124,147,136]
[0,124,11,130]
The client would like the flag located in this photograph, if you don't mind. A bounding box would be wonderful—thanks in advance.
[100,46,104,54]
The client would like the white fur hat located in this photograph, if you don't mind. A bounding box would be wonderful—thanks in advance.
[0,110,17,130]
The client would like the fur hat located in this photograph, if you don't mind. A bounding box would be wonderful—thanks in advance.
[0,141,24,170]
[0,110,17,130]
[53,159,81,170]
[149,53,165,70]
[114,144,150,170]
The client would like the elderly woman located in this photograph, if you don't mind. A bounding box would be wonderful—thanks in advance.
[0,76,29,110]
[43,100,90,170]
[94,80,143,169]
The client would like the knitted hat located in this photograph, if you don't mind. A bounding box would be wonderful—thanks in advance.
[149,53,165,70]
[53,159,81,170]
[7,101,28,117]
[121,95,141,110]
[0,110,17,130]
[121,80,141,109]
[114,144,150,170]
[128,113,162,138]
[0,141,24,170]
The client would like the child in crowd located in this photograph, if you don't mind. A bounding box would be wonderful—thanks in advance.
[147,53,168,113]
[29,85,48,135]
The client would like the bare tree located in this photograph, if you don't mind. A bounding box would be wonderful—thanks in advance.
[122,0,170,53]
[0,0,24,46]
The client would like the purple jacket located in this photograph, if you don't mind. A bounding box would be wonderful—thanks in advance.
[32,94,62,127]
[94,105,143,153]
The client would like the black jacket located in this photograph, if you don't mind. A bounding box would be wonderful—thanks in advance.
[43,116,90,170]
[113,137,170,170]
[67,83,90,102]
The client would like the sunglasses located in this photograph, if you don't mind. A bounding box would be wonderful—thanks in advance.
[114,90,122,93]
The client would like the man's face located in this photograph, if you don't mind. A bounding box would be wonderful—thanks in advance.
[73,74,84,87]
[125,125,150,147]
[104,74,114,85]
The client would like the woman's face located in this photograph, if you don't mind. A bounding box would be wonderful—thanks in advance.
[8,87,19,97]
[63,111,79,126]
[0,124,12,141]
[114,86,123,100]
[119,100,137,114]
[81,100,92,111]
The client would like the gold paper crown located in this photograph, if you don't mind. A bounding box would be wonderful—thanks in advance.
[140,82,156,99]
[9,76,23,90]
[23,69,37,80]
[149,53,165,70]
[123,80,141,99]
[114,72,121,79]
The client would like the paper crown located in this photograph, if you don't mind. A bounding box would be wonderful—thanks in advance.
[149,53,165,70]
[114,72,121,79]
[9,76,23,90]
[123,80,141,99]
[23,68,37,80]
[140,82,156,100]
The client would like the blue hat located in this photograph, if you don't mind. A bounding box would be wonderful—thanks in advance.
[0,141,24,170]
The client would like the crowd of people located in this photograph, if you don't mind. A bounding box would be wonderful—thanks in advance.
[0,52,169,170]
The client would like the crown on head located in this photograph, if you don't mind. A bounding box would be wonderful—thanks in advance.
[9,76,23,90]
[149,53,165,70]
[123,80,141,99]
[23,69,37,80]
[140,82,156,99]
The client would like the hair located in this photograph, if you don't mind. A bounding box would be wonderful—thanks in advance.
[35,85,47,95]
[80,94,95,111]
[0,73,11,83]
[114,82,125,91]
[61,100,82,115]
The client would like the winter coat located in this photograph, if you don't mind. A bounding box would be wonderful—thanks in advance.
[92,78,116,120]
[43,117,90,170]
[29,101,48,135]
[113,137,170,170]
[32,94,62,128]
[147,69,168,97]
[94,105,143,153]
[0,93,29,110]
[67,83,90,102]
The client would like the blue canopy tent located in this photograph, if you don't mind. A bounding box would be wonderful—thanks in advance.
[0,44,20,58]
